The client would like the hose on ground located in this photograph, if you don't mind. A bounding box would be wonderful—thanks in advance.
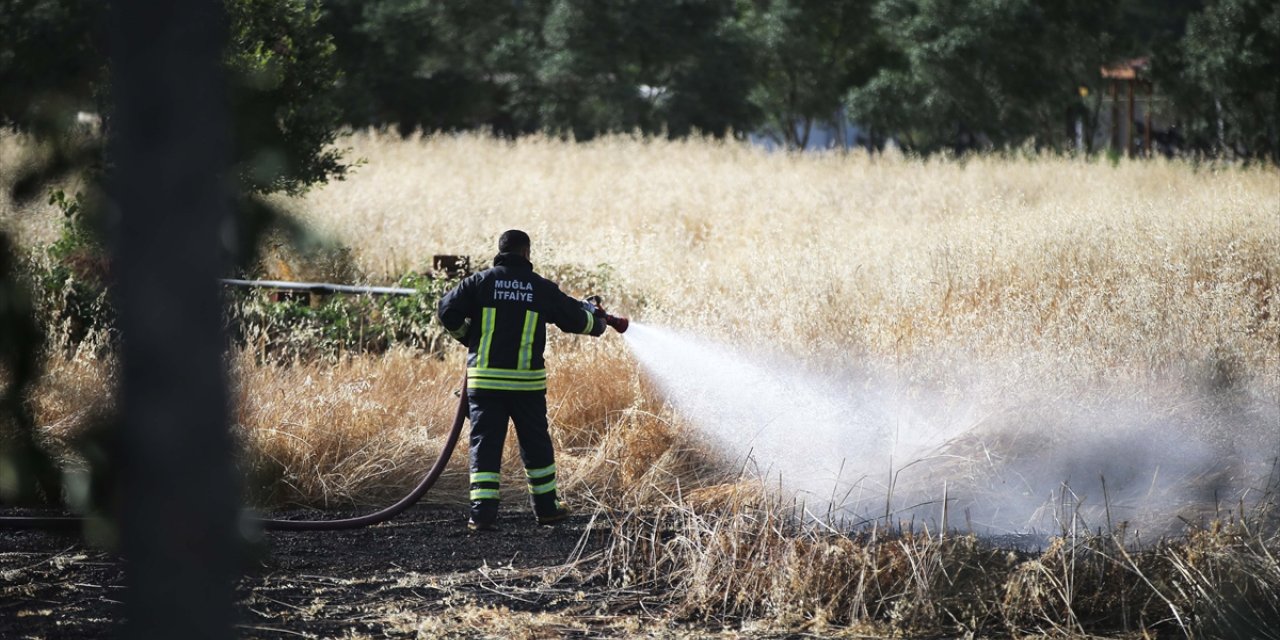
[0,377,469,531]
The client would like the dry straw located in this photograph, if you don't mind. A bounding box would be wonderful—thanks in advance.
[4,131,1278,635]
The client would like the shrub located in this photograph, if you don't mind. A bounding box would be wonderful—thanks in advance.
[226,271,460,362]
[29,189,113,349]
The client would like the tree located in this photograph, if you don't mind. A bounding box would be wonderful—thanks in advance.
[227,0,346,195]
[0,0,106,202]
[0,0,102,133]
[536,0,756,139]
[1,0,345,586]
[321,0,760,139]
[849,0,1120,153]
[1178,0,1280,160]
[738,0,885,149]
[320,0,524,135]
[1,0,346,198]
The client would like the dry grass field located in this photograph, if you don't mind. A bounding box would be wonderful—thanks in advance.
[4,130,1279,636]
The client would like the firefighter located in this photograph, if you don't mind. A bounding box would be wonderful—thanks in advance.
[437,230,608,531]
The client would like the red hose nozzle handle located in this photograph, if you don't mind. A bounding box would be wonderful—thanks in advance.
[586,295,628,333]
[604,313,629,333]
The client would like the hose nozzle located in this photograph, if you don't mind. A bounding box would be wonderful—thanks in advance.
[586,295,629,334]
[604,313,629,333]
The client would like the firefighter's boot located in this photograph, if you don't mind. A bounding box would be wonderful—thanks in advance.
[532,492,570,525]
[468,499,500,532]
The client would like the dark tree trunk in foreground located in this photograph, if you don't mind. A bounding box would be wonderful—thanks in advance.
[109,2,238,638]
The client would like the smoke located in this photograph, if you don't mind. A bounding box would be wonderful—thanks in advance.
[622,323,1279,536]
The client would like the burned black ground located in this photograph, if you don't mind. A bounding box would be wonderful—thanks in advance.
[1,504,620,638]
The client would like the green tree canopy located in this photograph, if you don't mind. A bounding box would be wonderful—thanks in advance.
[2,0,346,197]
[848,0,1120,153]
[1179,0,1279,160]
[537,0,755,138]
[228,0,346,195]
[738,0,886,149]
[323,0,757,139]
[5,0,1277,160]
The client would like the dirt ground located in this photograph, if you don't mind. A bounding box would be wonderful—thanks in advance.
[0,504,670,639]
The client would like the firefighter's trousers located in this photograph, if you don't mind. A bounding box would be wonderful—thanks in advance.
[467,392,560,520]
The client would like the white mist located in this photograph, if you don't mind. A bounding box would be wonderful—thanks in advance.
[622,322,1278,536]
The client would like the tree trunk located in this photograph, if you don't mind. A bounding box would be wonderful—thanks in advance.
[108,1,239,638]
[1085,88,1104,155]
[1214,94,1226,157]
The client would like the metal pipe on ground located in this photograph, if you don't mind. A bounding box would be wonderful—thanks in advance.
[220,279,419,297]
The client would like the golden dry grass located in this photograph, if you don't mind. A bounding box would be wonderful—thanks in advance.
[6,130,1278,504]
[598,485,1280,636]
[5,131,1279,635]
[287,131,1278,390]
[7,129,1277,497]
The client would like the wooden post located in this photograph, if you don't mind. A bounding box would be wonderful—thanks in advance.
[1126,79,1135,158]
[1109,80,1120,153]
[1145,81,1153,158]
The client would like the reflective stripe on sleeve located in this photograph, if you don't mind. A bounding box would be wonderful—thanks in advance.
[581,308,595,334]
[446,318,470,341]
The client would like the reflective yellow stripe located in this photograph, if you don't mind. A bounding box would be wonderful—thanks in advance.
[470,488,500,500]
[529,479,558,495]
[476,307,496,368]
[582,309,594,334]
[470,472,501,483]
[518,310,539,370]
[467,367,547,380]
[468,378,548,392]
[525,464,556,479]
[446,318,470,340]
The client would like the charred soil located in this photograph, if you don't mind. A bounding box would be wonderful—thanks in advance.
[0,504,628,638]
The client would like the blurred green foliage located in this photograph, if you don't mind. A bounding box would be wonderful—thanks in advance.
[0,234,58,505]
[226,272,459,361]
[227,0,347,195]
[850,0,1118,152]
[2,0,348,196]
[739,0,887,149]
[316,0,1275,159]
[3,0,1274,157]
[1,0,348,512]
[322,0,760,139]
[34,189,114,348]
[1174,0,1279,160]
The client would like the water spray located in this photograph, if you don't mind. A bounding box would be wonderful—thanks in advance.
[617,322,1277,536]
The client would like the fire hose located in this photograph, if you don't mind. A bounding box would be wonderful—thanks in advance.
[0,275,629,533]
[263,376,469,531]
[0,306,628,532]
[0,377,469,531]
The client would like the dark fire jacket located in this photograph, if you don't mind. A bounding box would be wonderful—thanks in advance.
[437,252,605,393]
